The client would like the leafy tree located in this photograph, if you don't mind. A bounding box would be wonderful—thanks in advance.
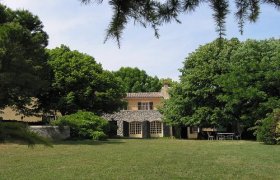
[0,4,50,146]
[162,38,280,133]
[162,38,241,127]
[80,0,280,46]
[256,109,280,145]
[39,45,126,115]
[114,67,162,92]
[217,39,280,129]
[160,78,177,87]
[0,4,49,112]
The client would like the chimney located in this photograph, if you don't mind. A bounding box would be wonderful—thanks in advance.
[161,83,170,99]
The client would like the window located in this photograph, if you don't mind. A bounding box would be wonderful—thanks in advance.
[129,121,142,134]
[138,102,153,110]
[150,121,162,134]
[190,126,198,134]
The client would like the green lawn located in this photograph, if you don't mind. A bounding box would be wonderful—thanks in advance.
[1,139,279,179]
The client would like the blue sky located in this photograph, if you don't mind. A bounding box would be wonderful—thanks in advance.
[2,0,280,80]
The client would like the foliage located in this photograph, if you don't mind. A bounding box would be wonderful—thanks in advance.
[0,122,52,147]
[39,45,126,115]
[160,78,177,88]
[217,39,280,129]
[162,38,241,127]
[52,111,109,140]
[0,4,49,113]
[80,0,280,46]
[114,67,162,92]
[0,4,51,147]
[257,109,280,145]
[162,38,280,133]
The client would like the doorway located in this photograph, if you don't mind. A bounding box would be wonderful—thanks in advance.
[181,126,188,139]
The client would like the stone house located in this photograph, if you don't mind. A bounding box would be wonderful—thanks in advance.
[103,84,199,139]
[103,85,172,138]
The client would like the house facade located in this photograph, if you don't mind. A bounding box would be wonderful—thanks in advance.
[0,106,42,122]
[103,85,171,138]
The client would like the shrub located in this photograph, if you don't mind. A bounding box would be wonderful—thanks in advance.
[52,111,109,140]
[256,109,280,145]
[91,131,107,140]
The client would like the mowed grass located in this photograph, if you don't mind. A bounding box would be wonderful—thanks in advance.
[0,139,279,180]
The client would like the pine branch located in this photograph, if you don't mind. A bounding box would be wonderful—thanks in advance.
[235,0,249,35]
[80,0,280,47]
[210,0,229,38]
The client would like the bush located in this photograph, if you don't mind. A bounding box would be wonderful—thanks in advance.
[91,131,107,140]
[257,109,280,145]
[52,111,109,140]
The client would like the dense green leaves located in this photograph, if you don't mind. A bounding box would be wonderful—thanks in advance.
[39,45,125,115]
[0,4,49,112]
[52,111,109,140]
[81,0,280,46]
[114,67,162,92]
[256,109,280,145]
[217,39,280,128]
[162,38,280,134]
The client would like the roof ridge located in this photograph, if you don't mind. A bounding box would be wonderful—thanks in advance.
[126,92,163,98]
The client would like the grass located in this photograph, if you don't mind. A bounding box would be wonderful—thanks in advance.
[0,139,279,180]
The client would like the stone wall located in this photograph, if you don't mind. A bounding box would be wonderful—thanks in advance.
[103,110,171,138]
[29,126,70,140]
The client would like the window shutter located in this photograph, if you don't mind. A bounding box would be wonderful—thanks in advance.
[149,102,153,110]
[138,102,141,110]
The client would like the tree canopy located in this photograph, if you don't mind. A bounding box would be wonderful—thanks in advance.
[113,67,162,92]
[0,4,49,113]
[39,45,126,115]
[0,4,52,146]
[161,38,280,133]
[80,0,280,46]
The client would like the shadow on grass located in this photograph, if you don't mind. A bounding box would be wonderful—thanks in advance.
[52,139,125,146]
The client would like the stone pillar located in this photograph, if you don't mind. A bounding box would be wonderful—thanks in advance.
[117,120,124,136]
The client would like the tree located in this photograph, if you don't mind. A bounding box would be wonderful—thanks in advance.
[217,39,280,129]
[0,4,49,112]
[161,38,241,128]
[0,4,51,146]
[80,0,280,46]
[160,78,177,87]
[39,45,126,115]
[256,109,280,145]
[161,38,280,133]
[113,67,162,92]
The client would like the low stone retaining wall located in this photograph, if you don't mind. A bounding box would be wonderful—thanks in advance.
[29,126,70,140]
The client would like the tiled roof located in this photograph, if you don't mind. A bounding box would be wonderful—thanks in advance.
[126,92,163,98]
